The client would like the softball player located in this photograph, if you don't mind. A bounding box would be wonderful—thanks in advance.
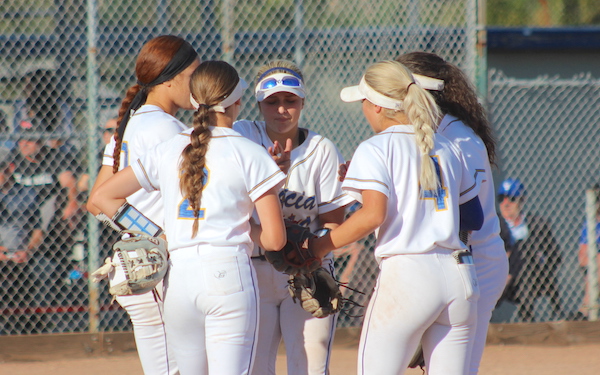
[313,60,483,375]
[90,60,287,375]
[396,51,509,375]
[86,35,199,375]
[233,60,355,375]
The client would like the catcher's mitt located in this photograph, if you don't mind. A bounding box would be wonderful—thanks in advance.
[91,232,169,296]
[288,267,342,318]
[265,223,321,275]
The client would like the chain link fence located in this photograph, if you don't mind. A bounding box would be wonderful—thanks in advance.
[489,70,600,323]
[1,0,596,336]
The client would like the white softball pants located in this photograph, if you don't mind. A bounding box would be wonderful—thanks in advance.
[470,243,509,375]
[163,246,259,375]
[358,248,478,375]
[251,258,337,375]
[111,263,178,375]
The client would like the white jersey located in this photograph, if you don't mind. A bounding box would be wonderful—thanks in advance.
[343,124,479,260]
[233,120,355,233]
[437,114,503,253]
[103,105,188,225]
[132,126,285,253]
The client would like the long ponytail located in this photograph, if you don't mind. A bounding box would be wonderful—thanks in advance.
[364,60,442,192]
[179,61,240,237]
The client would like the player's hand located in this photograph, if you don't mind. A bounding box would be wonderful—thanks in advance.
[268,138,293,174]
[338,161,351,182]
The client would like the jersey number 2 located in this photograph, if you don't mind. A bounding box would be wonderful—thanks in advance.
[177,167,210,219]
[422,155,448,211]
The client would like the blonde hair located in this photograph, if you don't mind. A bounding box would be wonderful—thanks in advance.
[179,60,239,237]
[254,60,304,87]
[364,60,442,192]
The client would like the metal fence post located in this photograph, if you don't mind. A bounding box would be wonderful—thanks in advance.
[586,188,599,321]
[85,0,101,333]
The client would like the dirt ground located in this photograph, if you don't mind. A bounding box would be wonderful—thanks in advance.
[2,343,600,375]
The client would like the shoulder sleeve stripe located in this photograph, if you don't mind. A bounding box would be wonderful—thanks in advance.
[248,170,283,196]
[460,168,486,197]
[135,159,158,191]
[459,180,477,197]
[317,192,351,207]
[285,137,324,187]
[344,177,389,190]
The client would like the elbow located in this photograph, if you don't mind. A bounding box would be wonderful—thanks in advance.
[262,234,287,252]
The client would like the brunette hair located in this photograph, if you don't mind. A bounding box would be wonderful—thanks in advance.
[179,61,240,236]
[396,52,496,166]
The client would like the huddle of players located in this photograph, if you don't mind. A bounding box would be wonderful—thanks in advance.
[88,35,506,375]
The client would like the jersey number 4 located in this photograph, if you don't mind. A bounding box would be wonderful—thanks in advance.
[177,167,210,220]
[422,155,448,211]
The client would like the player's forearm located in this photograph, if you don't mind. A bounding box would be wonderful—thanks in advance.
[313,208,382,258]
[86,165,115,215]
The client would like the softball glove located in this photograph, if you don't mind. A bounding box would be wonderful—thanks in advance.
[91,232,169,296]
[265,222,321,276]
[288,267,342,318]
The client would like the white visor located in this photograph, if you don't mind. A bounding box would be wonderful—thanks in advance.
[340,76,403,111]
[190,78,248,113]
[255,73,306,102]
[413,74,444,91]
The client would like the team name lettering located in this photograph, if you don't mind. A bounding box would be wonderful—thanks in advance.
[279,189,316,210]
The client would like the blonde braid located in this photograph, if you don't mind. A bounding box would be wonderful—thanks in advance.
[403,84,441,192]
[364,60,442,193]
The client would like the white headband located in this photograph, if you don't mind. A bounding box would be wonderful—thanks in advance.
[340,76,403,111]
[412,74,444,91]
[190,78,248,113]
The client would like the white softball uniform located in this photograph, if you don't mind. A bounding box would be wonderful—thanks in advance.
[132,126,286,375]
[343,124,480,375]
[438,114,509,375]
[102,105,188,375]
[233,120,355,375]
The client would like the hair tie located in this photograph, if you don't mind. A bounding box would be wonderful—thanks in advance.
[407,82,415,91]
[199,104,211,110]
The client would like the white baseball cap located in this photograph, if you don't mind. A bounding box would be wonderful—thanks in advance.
[255,69,306,102]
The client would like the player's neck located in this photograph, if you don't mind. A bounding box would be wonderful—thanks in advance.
[267,127,300,148]
[145,95,178,116]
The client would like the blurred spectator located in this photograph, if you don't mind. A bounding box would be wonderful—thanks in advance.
[497,178,562,322]
[17,69,73,135]
[10,126,83,296]
[576,185,600,320]
[0,146,58,334]
[102,117,117,146]
[496,213,521,307]
[0,146,43,262]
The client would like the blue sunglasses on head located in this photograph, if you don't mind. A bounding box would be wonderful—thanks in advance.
[259,76,302,90]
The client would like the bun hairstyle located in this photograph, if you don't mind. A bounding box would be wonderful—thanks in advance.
[179,60,240,237]
[396,52,496,166]
[112,35,198,173]
[364,60,442,192]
